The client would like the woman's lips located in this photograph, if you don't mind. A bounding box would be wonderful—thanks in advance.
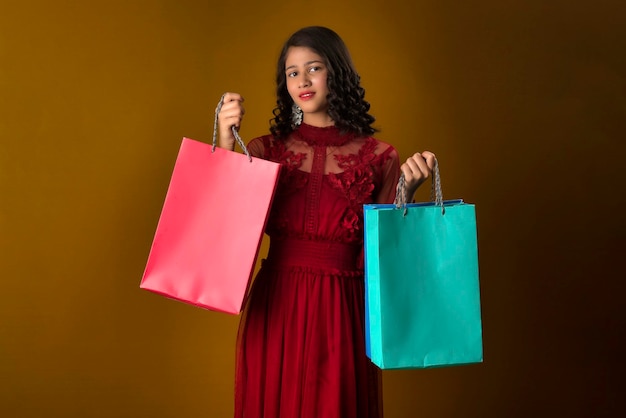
[299,92,315,101]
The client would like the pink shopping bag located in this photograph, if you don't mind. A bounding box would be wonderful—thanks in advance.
[140,97,281,314]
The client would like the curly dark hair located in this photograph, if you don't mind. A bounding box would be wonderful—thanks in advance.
[269,26,377,139]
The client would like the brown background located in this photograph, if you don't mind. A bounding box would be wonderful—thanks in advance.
[1,0,624,417]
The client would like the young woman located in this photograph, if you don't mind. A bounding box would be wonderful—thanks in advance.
[218,26,435,418]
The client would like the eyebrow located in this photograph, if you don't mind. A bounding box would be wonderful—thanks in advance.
[285,60,324,71]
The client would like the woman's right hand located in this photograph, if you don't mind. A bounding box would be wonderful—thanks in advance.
[217,92,245,150]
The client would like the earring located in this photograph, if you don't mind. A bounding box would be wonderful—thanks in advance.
[291,104,303,127]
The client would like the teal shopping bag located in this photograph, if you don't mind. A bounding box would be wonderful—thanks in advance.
[364,164,482,369]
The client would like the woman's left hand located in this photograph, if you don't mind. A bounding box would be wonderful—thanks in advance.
[401,151,437,201]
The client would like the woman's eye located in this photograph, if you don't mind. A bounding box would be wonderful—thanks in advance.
[287,71,297,78]
[308,66,320,73]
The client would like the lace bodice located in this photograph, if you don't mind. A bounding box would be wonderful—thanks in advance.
[247,123,400,247]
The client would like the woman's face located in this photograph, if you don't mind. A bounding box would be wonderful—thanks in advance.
[284,46,331,125]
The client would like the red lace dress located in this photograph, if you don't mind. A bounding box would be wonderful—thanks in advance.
[234,123,400,418]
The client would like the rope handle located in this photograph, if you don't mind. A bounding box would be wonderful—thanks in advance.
[212,93,252,161]
[394,158,445,215]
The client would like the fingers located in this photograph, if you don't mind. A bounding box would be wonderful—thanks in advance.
[218,92,245,130]
[400,151,437,199]
[402,152,435,181]
[421,151,437,170]
[216,92,246,150]
[223,92,244,104]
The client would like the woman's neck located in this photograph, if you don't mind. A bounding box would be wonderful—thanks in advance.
[303,113,334,128]
[293,123,354,147]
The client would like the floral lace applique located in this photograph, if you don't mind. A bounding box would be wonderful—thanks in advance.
[262,136,308,194]
[328,138,395,244]
[327,137,380,207]
[334,137,378,170]
[340,206,361,242]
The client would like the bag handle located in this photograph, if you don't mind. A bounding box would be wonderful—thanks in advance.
[394,158,445,215]
[212,93,252,161]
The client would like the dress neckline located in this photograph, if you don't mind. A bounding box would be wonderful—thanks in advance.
[292,123,354,147]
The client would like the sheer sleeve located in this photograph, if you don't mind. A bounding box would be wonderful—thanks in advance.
[247,136,266,159]
[375,145,401,204]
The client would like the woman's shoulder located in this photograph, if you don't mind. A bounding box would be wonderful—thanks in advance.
[247,133,273,146]
[247,133,291,160]
[246,134,272,159]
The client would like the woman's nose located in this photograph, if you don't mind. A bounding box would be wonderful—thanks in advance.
[298,73,310,87]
